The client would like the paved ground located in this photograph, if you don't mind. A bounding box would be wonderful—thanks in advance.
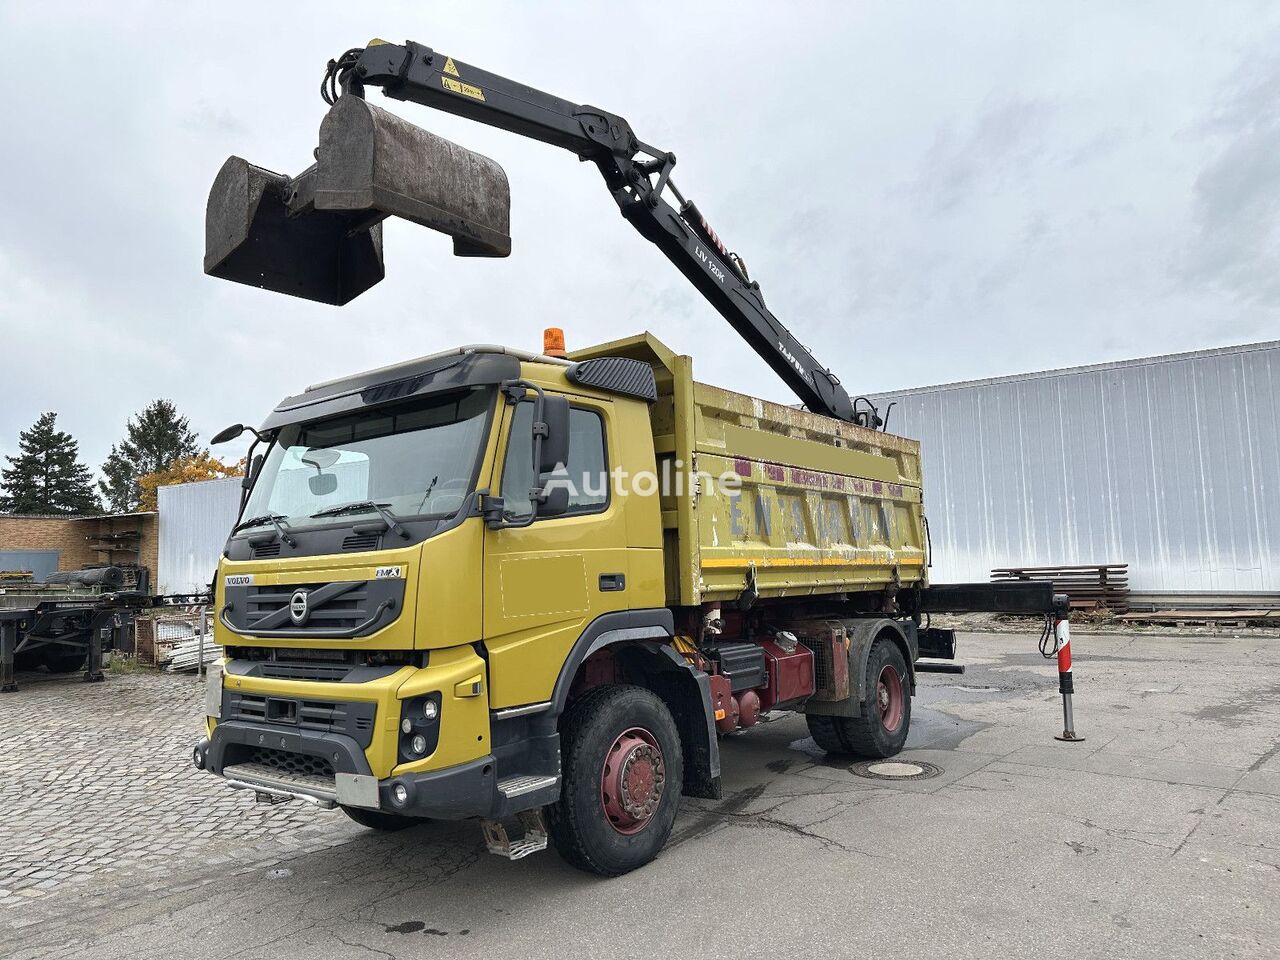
[1,630,1277,959]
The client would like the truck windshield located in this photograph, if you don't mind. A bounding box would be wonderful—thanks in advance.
[241,388,493,529]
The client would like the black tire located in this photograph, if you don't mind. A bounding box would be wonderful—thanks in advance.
[805,714,851,753]
[340,806,424,831]
[806,636,911,759]
[547,684,683,877]
[41,648,87,674]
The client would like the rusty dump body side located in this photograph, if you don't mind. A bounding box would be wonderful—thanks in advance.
[568,333,928,607]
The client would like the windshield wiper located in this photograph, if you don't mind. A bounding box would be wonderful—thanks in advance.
[233,513,297,548]
[310,500,409,540]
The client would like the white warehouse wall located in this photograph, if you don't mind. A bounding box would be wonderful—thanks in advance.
[157,476,242,594]
[871,341,1280,593]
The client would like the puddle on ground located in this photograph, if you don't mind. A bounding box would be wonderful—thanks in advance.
[783,701,989,762]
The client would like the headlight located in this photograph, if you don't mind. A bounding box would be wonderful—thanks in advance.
[398,692,442,763]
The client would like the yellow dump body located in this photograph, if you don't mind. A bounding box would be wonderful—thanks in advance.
[568,333,928,607]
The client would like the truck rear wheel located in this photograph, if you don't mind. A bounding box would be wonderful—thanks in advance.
[340,806,425,831]
[547,684,683,876]
[805,636,911,758]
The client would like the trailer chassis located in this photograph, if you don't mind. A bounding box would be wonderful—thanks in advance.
[0,593,210,693]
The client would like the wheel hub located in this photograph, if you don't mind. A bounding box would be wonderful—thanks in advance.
[601,727,665,835]
[877,664,904,732]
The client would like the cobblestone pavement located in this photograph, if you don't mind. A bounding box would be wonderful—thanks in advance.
[2,633,1278,959]
[0,669,359,910]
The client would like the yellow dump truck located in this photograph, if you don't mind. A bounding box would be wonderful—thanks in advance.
[195,39,1070,875]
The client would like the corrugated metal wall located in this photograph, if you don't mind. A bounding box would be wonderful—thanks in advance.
[157,477,241,594]
[871,341,1280,592]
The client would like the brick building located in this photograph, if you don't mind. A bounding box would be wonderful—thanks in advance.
[0,512,158,586]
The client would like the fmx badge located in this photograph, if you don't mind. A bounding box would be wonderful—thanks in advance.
[442,56,460,77]
[375,566,404,580]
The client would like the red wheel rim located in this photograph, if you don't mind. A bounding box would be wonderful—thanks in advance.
[877,664,904,732]
[600,726,665,835]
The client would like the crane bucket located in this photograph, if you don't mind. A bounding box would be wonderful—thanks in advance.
[204,95,511,306]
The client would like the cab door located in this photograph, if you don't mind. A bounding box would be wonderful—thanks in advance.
[482,393,630,709]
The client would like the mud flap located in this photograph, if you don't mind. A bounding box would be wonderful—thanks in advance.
[205,95,510,305]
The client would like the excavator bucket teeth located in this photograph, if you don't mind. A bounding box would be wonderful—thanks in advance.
[204,96,511,305]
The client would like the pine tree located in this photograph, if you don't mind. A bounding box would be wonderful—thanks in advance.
[98,399,199,512]
[0,412,101,515]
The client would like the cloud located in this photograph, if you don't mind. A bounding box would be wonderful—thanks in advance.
[1183,46,1280,305]
[915,98,1057,214]
[1,2,1278,479]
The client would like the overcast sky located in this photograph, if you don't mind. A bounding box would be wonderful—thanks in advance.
[1,2,1278,473]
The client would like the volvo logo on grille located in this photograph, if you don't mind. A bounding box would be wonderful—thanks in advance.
[289,589,310,626]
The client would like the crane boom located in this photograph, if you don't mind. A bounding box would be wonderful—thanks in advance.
[344,41,864,424]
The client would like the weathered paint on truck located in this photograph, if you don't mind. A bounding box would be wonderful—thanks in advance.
[568,333,927,607]
[201,332,935,876]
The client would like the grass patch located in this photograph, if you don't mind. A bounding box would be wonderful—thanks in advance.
[107,655,158,675]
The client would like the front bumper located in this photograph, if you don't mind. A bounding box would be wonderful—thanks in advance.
[196,721,511,820]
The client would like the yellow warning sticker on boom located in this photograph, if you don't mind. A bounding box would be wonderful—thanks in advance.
[442,56,460,77]
[441,76,485,101]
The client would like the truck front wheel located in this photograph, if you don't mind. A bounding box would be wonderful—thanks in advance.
[547,684,683,876]
[805,636,911,758]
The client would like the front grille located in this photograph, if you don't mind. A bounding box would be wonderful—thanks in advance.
[245,581,370,630]
[257,660,353,682]
[222,576,403,639]
[252,543,281,559]
[223,691,378,747]
[342,534,381,551]
[247,747,334,780]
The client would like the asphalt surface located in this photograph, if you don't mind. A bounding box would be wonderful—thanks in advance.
[2,630,1277,959]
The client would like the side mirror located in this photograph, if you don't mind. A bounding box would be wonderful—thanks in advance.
[537,483,571,519]
[212,423,245,445]
[241,453,263,491]
[309,473,339,496]
[538,396,570,474]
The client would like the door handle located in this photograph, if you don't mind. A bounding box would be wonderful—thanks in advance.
[598,573,626,592]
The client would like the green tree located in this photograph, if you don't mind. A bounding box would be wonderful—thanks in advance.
[0,412,100,515]
[98,399,199,512]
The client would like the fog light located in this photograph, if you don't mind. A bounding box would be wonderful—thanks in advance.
[411,733,428,755]
[192,744,206,770]
[392,782,409,806]
[422,700,439,721]
[401,718,412,734]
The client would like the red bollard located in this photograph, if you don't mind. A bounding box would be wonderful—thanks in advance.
[1053,613,1084,742]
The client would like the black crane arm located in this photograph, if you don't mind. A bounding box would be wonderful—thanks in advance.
[341,41,865,425]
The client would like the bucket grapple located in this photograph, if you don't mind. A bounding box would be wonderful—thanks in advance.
[203,38,866,422]
[205,95,511,305]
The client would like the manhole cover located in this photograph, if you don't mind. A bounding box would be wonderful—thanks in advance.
[850,759,943,781]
